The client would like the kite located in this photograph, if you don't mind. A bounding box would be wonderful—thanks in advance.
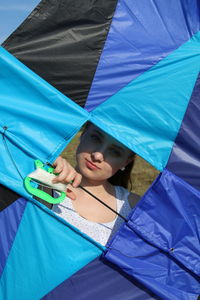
[0,0,200,299]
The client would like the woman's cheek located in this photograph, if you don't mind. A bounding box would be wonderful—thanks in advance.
[104,162,119,177]
[108,157,123,169]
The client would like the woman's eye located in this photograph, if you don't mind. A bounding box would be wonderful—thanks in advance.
[110,149,121,157]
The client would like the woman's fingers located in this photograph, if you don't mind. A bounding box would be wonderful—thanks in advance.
[72,173,82,188]
[52,157,80,200]
[52,156,82,187]
[66,184,77,200]
[53,156,64,173]
[52,157,70,182]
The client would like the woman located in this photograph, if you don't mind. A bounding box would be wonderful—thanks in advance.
[52,123,140,245]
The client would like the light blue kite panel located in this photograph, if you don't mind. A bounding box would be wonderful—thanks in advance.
[0,200,104,300]
[0,47,89,198]
[90,31,200,171]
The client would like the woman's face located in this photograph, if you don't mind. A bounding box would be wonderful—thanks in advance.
[76,125,133,182]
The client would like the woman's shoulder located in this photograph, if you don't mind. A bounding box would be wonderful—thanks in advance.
[128,192,141,208]
[115,185,140,208]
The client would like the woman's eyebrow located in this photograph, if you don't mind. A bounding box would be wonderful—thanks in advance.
[93,130,125,152]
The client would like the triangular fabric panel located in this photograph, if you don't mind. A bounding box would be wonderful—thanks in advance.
[3,0,118,107]
[0,197,27,276]
[167,73,200,191]
[0,184,20,211]
[85,0,200,111]
[105,169,200,299]
[0,200,103,300]
[43,257,160,300]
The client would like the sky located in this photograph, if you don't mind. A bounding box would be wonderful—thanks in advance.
[0,0,40,44]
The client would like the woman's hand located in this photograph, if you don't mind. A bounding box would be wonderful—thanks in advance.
[52,156,82,200]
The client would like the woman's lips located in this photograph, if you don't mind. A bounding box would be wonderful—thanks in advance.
[85,159,100,170]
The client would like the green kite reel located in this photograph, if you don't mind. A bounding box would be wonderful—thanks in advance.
[24,160,66,204]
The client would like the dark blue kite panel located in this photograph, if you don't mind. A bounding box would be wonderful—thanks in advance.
[105,169,200,300]
[167,73,200,191]
[0,197,27,276]
[43,256,160,300]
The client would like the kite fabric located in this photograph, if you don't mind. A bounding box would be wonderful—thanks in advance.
[0,46,89,200]
[0,0,200,299]
[105,169,200,300]
[167,73,200,191]
[42,256,160,300]
[3,0,200,171]
[0,195,104,300]
[3,0,118,107]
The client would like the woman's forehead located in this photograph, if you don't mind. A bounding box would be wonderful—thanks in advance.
[89,125,130,152]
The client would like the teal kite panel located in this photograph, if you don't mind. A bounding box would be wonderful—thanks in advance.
[90,31,200,170]
[0,47,89,198]
[0,201,103,300]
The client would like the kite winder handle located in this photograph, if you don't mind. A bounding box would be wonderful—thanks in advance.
[24,160,66,204]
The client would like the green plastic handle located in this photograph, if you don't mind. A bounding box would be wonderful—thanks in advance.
[24,160,66,204]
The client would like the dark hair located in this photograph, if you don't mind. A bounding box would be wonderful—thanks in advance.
[108,158,135,189]
[81,122,135,189]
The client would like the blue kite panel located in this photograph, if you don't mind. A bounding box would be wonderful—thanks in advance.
[0,200,103,300]
[105,169,200,300]
[85,0,200,111]
[0,47,89,198]
[43,256,159,300]
[90,31,200,171]
[0,197,27,277]
[167,73,200,191]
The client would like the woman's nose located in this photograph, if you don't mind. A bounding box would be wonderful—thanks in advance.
[91,151,104,162]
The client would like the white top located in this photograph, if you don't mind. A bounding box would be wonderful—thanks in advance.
[52,186,132,246]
